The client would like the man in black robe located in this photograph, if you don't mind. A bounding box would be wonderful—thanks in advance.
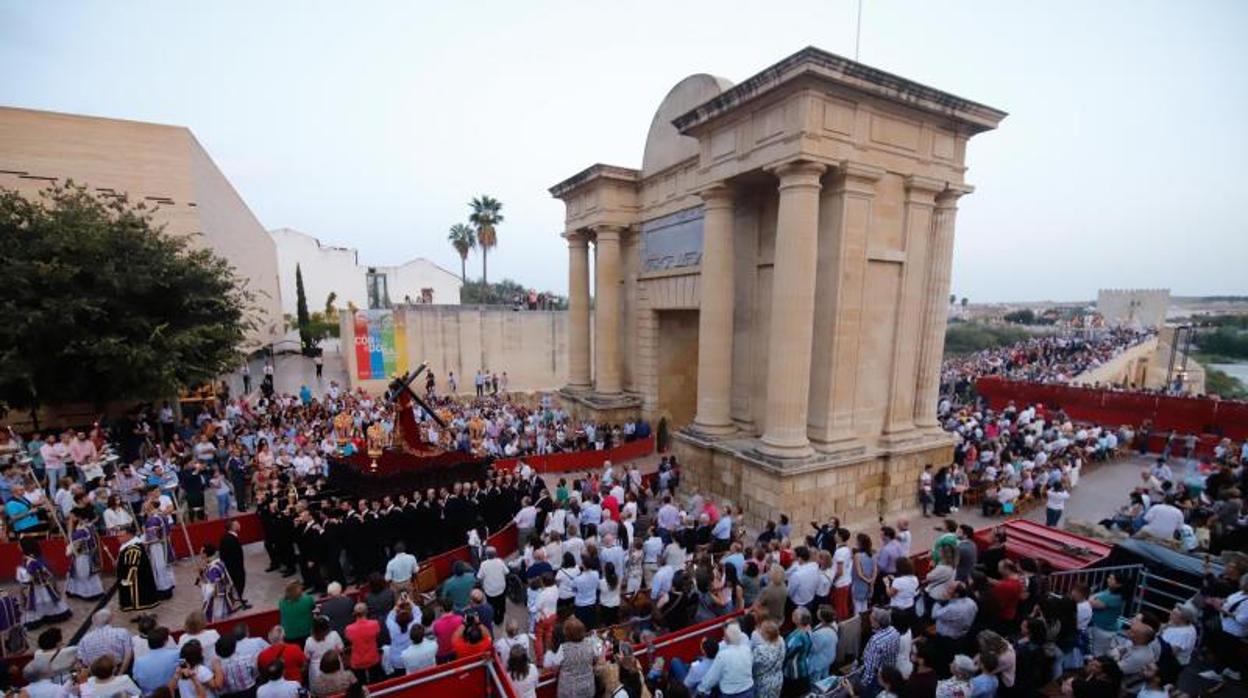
[321,510,345,585]
[414,491,436,558]
[443,487,469,551]
[295,511,325,593]
[116,527,160,612]
[398,494,420,555]
[382,497,404,559]
[344,502,368,582]
[218,519,248,606]
[259,497,288,573]
[273,505,297,576]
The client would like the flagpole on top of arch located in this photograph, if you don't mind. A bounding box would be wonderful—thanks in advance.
[855,0,863,61]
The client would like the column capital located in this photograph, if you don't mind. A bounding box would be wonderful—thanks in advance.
[695,182,735,209]
[592,224,630,242]
[563,230,590,246]
[936,183,975,208]
[767,160,827,190]
[904,175,945,200]
[831,161,884,197]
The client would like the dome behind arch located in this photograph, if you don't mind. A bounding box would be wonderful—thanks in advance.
[641,74,734,178]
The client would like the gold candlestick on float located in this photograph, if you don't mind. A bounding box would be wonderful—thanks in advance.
[333,411,353,455]
[366,421,386,472]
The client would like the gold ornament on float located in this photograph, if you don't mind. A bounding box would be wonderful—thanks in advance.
[366,421,386,472]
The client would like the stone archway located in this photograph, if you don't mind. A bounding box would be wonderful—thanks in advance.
[656,309,699,428]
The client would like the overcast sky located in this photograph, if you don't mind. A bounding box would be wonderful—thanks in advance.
[2,1,1245,302]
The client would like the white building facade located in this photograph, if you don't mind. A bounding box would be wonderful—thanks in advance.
[270,227,462,314]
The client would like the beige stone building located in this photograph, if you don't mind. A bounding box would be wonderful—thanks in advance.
[1096,288,1170,328]
[0,107,283,349]
[550,47,1005,526]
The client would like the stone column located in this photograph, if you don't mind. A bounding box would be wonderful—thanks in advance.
[692,184,736,435]
[913,184,972,428]
[882,176,943,437]
[759,161,826,459]
[593,225,624,395]
[565,232,592,391]
[806,162,883,446]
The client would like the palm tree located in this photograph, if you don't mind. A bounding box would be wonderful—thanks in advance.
[447,223,476,284]
[468,195,504,285]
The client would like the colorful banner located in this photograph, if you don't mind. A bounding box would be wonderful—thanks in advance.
[354,310,409,381]
[354,312,371,380]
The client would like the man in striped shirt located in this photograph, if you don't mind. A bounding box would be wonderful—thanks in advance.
[857,608,900,698]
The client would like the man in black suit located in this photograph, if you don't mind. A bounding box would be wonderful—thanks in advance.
[218,519,250,607]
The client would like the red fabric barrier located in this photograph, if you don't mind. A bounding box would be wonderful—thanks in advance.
[980,519,1112,571]
[424,523,520,582]
[1215,401,1248,435]
[361,653,495,698]
[347,652,520,698]
[976,378,1248,441]
[0,513,263,582]
[493,437,655,475]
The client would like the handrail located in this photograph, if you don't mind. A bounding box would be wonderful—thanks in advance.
[1047,563,1147,621]
[1137,569,1202,618]
[363,653,493,697]
[489,653,520,698]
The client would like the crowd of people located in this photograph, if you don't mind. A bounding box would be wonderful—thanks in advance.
[1,327,1244,697]
[940,328,1155,402]
[931,401,1133,526]
[1098,447,1247,557]
[0,375,652,642]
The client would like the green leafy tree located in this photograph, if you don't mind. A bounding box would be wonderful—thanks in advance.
[943,323,1030,356]
[0,183,254,422]
[1003,309,1037,325]
[1205,366,1248,400]
[468,195,503,285]
[295,263,313,353]
[447,223,476,285]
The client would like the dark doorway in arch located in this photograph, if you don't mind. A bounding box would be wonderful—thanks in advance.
[656,309,699,429]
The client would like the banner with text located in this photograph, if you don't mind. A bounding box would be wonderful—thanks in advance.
[353,310,408,380]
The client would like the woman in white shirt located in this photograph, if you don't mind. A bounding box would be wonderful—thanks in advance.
[555,553,578,612]
[102,496,134,534]
[495,619,533,663]
[303,617,344,682]
[505,645,540,698]
[1045,482,1071,527]
[887,557,921,635]
[179,612,221,664]
[175,640,224,698]
[1159,603,1198,667]
[599,562,623,626]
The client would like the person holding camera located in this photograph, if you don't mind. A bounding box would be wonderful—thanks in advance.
[170,640,222,698]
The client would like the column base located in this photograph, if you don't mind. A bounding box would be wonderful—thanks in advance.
[672,431,956,531]
[756,437,814,460]
[879,427,927,449]
[687,418,737,439]
[561,382,593,394]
